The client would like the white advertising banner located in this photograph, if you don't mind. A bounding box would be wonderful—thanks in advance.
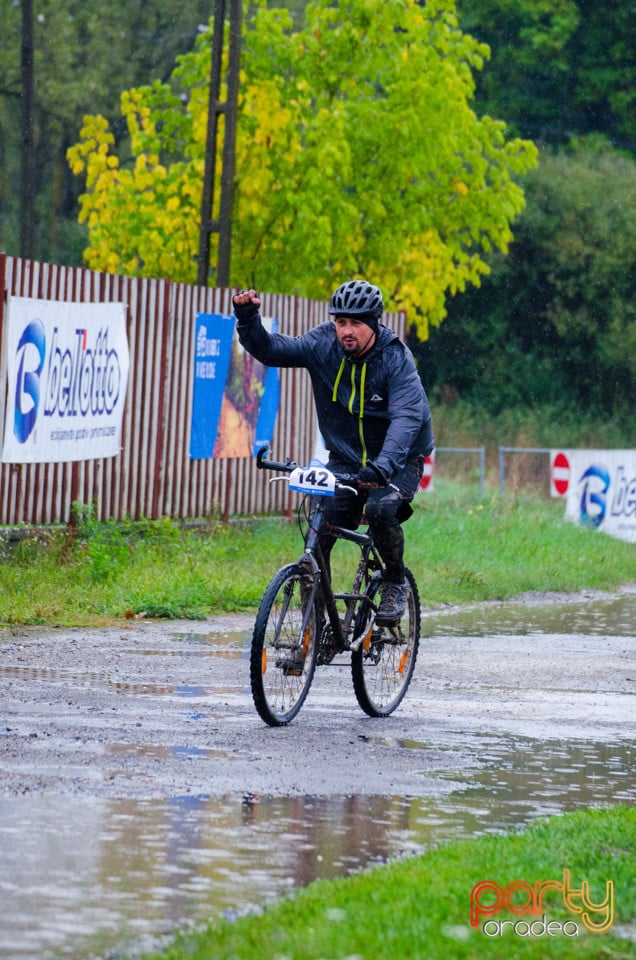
[550,449,636,543]
[2,296,130,463]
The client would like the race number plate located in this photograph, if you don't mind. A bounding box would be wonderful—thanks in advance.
[288,465,336,496]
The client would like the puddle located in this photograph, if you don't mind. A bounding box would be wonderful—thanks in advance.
[1,592,634,959]
[421,590,636,637]
[106,742,231,762]
[1,735,634,960]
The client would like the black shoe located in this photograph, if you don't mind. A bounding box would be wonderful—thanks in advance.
[376,581,407,624]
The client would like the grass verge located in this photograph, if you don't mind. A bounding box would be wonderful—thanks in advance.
[140,806,634,960]
[0,483,634,626]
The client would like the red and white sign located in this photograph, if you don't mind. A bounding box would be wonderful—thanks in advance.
[550,450,571,497]
[419,451,435,491]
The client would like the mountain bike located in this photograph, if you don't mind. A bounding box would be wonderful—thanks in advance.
[250,448,421,726]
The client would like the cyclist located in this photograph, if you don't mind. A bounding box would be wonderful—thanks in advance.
[233,280,434,623]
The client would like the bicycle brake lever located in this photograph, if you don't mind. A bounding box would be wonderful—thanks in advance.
[338,483,358,495]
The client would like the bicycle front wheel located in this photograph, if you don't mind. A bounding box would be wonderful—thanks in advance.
[250,563,320,726]
[351,567,420,717]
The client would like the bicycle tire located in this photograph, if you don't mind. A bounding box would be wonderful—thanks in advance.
[351,567,420,717]
[250,563,320,726]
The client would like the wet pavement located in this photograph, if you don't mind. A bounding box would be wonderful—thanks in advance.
[0,587,635,959]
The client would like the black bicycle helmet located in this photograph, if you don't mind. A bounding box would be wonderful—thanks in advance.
[328,280,384,319]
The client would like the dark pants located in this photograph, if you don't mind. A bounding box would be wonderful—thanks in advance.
[317,456,425,584]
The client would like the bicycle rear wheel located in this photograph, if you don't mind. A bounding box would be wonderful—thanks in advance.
[351,567,420,717]
[250,563,320,726]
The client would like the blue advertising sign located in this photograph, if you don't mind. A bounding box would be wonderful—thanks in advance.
[189,314,235,459]
[253,362,280,456]
[190,313,280,460]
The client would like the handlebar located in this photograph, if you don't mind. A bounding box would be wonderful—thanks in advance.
[256,446,297,473]
[256,446,359,492]
[256,446,396,494]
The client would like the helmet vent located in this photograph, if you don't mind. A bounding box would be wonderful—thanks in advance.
[329,280,383,318]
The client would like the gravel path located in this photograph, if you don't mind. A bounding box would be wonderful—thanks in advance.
[2,586,634,800]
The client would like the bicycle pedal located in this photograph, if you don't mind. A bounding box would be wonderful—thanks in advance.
[275,657,304,676]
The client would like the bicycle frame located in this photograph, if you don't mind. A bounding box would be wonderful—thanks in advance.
[302,499,384,655]
[257,447,384,655]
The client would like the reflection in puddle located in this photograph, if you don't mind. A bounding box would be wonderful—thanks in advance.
[421,590,636,637]
[106,742,230,763]
[0,631,247,694]
[435,737,636,830]
[1,737,634,960]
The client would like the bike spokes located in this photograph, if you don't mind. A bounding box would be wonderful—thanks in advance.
[351,569,420,717]
[250,564,319,725]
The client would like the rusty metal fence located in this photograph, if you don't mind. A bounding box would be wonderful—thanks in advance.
[0,253,406,524]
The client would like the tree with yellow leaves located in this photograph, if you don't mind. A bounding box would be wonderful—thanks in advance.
[67,0,537,338]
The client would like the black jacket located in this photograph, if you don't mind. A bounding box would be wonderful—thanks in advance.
[236,310,434,478]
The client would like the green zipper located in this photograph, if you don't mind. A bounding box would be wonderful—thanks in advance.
[332,358,368,466]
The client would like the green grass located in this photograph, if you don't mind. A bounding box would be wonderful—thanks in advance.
[409,483,636,604]
[0,482,634,627]
[139,806,635,960]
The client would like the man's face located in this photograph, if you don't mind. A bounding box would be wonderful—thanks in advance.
[334,317,376,357]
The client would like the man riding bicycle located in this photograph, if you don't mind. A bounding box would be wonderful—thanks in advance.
[233,280,434,624]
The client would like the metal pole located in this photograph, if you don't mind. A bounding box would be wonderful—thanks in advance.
[497,446,552,496]
[197,0,226,287]
[20,0,36,258]
[196,0,242,288]
[217,0,242,287]
[435,446,486,499]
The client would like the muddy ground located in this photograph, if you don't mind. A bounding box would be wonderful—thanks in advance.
[1,586,634,801]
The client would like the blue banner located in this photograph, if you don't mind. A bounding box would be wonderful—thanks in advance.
[190,313,280,460]
[189,314,235,460]
[253,360,280,456]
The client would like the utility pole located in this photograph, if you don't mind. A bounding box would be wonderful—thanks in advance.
[197,0,242,288]
[20,0,36,258]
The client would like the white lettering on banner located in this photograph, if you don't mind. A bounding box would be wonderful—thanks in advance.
[194,325,223,382]
[195,360,217,379]
[561,450,636,544]
[1,297,130,464]
[196,326,221,358]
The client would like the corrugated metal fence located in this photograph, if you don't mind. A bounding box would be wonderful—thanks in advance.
[0,253,406,524]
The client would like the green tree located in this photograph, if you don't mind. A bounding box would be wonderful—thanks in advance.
[572,0,636,146]
[67,0,537,336]
[0,0,214,264]
[458,0,636,149]
[417,139,636,422]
